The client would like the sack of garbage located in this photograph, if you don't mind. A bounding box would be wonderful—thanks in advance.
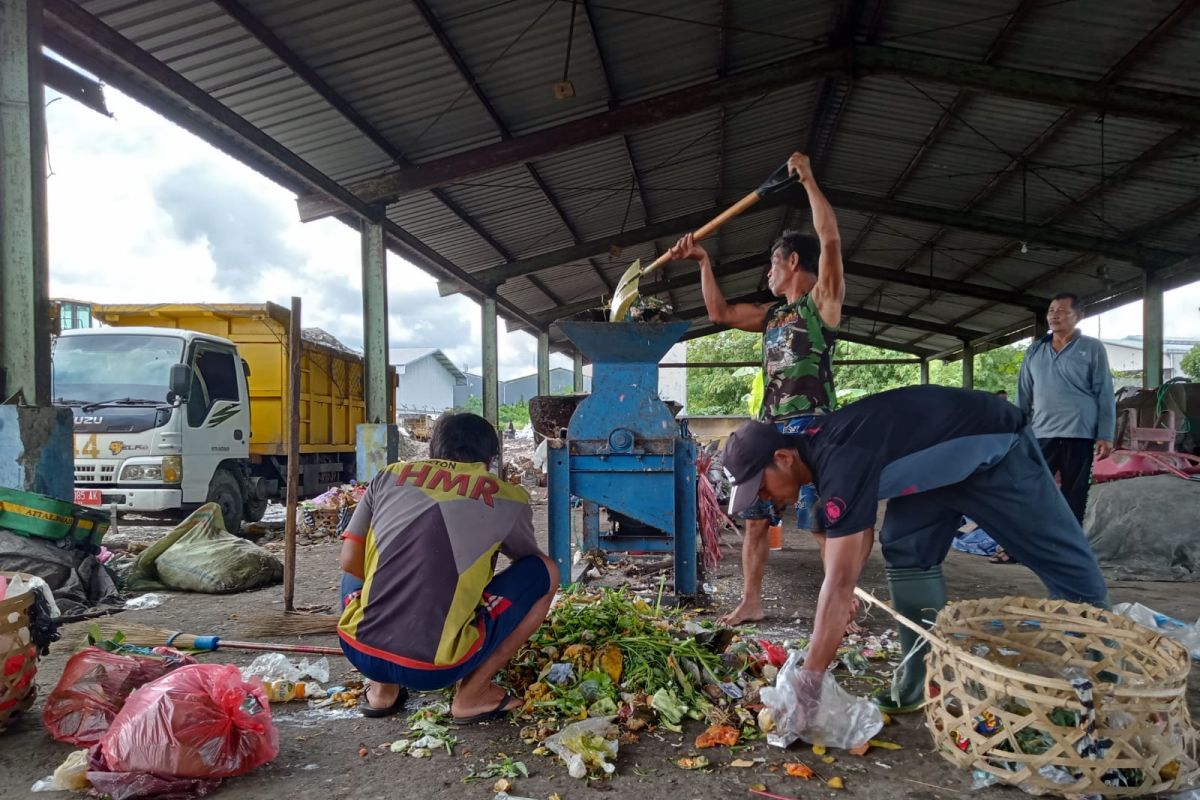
[99,663,278,779]
[123,503,282,593]
[545,716,619,779]
[761,649,884,750]
[42,646,197,746]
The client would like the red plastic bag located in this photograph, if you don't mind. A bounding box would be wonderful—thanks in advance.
[42,646,197,746]
[100,663,278,779]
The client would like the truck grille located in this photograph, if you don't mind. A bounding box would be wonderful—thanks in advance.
[75,462,118,486]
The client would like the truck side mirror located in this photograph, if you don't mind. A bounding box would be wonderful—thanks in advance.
[169,363,191,401]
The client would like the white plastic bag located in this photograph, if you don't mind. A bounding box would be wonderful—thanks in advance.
[1113,602,1200,661]
[761,649,884,750]
[241,653,330,684]
[31,749,89,792]
[545,716,618,779]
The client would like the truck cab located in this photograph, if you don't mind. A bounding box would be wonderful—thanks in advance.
[53,327,256,530]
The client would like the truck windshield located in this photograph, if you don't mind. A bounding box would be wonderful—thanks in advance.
[53,334,184,405]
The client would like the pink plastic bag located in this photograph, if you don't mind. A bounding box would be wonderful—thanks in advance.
[42,646,197,746]
[100,663,278,779]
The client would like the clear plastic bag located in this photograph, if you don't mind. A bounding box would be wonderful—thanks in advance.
[31,749,90,792]
[545,716,618,779]
[1113,602,1200,661]
[240,653,329,684]
[761,649,884,750]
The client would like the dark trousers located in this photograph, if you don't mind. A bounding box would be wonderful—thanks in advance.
[878,428,1108,606]
[1038,437,1095,524]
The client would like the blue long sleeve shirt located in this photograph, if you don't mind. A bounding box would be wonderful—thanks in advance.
[1017,332,1116,441]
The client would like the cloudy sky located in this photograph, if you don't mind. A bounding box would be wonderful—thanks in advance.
[44,83,1198,379]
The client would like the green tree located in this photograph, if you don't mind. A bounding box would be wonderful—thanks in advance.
[456,394,530,427]
[1182,343,1200,380]
[685,329,761,415]
[832,341,920,402]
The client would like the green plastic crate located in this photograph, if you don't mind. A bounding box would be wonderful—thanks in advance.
[0,486,110,553]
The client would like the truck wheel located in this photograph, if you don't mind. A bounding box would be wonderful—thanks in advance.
[208,470,244,533]
[244,498,268,523]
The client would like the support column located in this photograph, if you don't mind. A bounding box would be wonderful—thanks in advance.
[1143,270,1164,388]
[482,297,499,427]
[360,214,389,424]
[356,213,396,481]
[961,341,974,390]
[573,350,585,392]
[1033,310,1049,340]
[919,358,930,385]
[0,0,72,499]
[1,0,51,405]
[537,331,550,396]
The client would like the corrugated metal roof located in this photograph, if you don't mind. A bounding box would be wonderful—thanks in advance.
[58,0,1200,359]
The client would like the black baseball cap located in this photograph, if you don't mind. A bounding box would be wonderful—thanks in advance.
[723,420,793,515]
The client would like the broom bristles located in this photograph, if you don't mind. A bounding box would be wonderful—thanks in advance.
[91,619,189,648]
[243,613,340,637]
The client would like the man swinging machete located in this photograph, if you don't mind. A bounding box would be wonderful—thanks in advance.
[722,385,1110,717]
[666,151,845,627]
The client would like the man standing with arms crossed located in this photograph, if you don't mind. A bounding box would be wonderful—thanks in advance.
[667,152,845,625]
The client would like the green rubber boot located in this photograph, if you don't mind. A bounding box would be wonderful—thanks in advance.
[874,565,947,714]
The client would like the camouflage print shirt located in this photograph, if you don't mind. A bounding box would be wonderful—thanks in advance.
[758,293,837,421]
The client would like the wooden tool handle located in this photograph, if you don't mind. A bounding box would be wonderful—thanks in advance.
[853,586,947,651]
[639,190,762,279]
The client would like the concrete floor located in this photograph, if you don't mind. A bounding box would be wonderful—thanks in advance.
[0,501,1196,799]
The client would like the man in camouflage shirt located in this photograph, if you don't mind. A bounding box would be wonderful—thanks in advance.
[667,151,845,624]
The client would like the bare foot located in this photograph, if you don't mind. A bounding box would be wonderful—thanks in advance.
[365,681,402,709]
[450,682,521,719]
[717,600,765,627]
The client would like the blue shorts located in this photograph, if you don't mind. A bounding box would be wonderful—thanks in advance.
[339,555,551,691]
[738,416,820,531]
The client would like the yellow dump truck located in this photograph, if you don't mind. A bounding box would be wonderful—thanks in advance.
[52,303,395,530]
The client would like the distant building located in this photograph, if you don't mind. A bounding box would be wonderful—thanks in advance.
[1101,336,1198,388]
[454,372,483,407]
[390,348,467,416]
[500,367,584,405]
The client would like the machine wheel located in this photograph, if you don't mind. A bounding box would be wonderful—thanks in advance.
[207,469,244,533]
[243,497,269,523]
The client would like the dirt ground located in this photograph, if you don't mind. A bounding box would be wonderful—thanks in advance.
[1,499,1197,800]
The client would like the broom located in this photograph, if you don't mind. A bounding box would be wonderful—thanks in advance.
[92,619,343,656]
[244,612,340,637]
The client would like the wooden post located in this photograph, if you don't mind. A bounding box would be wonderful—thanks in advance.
[284,296,302,611]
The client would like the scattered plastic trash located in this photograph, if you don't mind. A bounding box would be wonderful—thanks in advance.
[545,662,575,686]
[761,650,884,750]
[242,653,330,683]
[123,593,165,611]
[96,545,115,564]
[42,646,197,746]
[545,716,619,779]
[31,749,90,792]
[1113,602,1200,660]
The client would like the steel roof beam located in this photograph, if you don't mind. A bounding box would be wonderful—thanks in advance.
[42,53,109,116]
[680,317,939,357]
[441,189,1186,295]
[297,43,1200,221]
[40,0,546,332]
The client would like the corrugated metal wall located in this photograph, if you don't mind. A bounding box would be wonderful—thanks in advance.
[396,354,457,414]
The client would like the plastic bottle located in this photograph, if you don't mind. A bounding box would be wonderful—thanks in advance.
[262,680,316,703]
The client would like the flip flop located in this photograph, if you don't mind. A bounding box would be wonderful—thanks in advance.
[452,692,521,725]
[359,685,409,718]
[989,547,1019,565]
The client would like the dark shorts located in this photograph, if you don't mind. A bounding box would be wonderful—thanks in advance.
[738,416,820,530]
[339,555,551,691]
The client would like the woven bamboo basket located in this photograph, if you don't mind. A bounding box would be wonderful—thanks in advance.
[0,573,39,733]
[917,596,1199,797]
[297,506,353,539]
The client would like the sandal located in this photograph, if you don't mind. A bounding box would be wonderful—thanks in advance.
[452,692,521,725]
[359,684,409,718]
[989,547,1019,565]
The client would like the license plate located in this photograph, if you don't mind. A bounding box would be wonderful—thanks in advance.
[74,489,102,506]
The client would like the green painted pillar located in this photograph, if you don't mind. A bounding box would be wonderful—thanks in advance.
[573,350,585,392]
[360,214,389,424]
[919,358,929,385]
[482,297,499,428]
[961,341,974,390]
[537,331,550,396]
[0,0,51,405]
[1143,270,1164,388]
